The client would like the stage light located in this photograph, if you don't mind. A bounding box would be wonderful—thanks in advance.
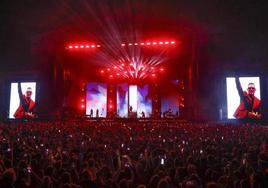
[85,45,90,48]
[160,68,164,72]
[107,68,110,71]
[68,46,73,49]
[121,43,126,46]
[100,70,104,73]
[109,104,113,109]
[80,45,84,48]
[171,41,175,44]
[134,43,138,45]
[153,42,157,45]
[109,75,113,78]
[81,104,85,109]
[159,42,163,45]
[96,45,101,48]
[116,73,120,76]
[128,43,133,46]
[75,45,79,48]
[140,42,145,45]
[113,66,117,69]
[165,41,169,44]
[121,63,125,66]
[124,71,128,74]
[146,42,151,45]
[152,73,156,77]
[81,99,85,102]
[91,45,95,48]
[151,67,155,70]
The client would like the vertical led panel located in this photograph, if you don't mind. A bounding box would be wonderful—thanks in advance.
[161,81,180,117]
[86,82,107,117]
[129,85,137,112]
[117,83,128,117]
[137,85,152,118]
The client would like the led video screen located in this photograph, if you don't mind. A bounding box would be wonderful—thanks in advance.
[129,85,138,113]
[137,85,152,118]
[86,82,107,117]
[161,81,180,117]
[9,82,37,119]
[226,77,261,119]
[117,83,128,118]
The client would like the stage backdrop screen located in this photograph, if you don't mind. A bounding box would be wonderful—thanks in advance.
[161,81,180,117]
[86,82,107,117]
[226,77,261,119]
[137,85,152,118]
[117,83,128,117]
[129,85,138,113]
[9,82,37,119]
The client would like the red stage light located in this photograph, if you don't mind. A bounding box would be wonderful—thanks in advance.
[134,43,138,46]
[140,42,145,45]
[165,41,169,44]
[159,42,163,45]
[107,68,110,71]
[116,73,120,76]
[171,41,175,44]
[160,68,164,72]
[81,104,85,109]
[80,45,84,48]
[153,42,157,45]
[96,45,101,48]
[109,104,113,109]
[121,43,126,46]
[75,45,79,48]
[121,63,125,66]
[68,46,73,49]
[100,70,104,73]
[146,42,151,45]
[151,67,155,70]
[85,45,90,48]
[81,99,85,102]
[124,71,128,74]
[128,43,133,46]
[152,73,156,77]
[113,66,117,69]
[109,75,113,78]
[91,45,95,48]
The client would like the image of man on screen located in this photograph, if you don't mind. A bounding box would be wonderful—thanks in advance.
[14,83,36,119]
[233,77,261,120]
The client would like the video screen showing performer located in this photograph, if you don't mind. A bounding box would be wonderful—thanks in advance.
[9,82,37,119]
[226,77,261,120]
[234,77,261,120]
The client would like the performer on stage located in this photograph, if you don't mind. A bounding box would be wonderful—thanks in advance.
[141,111,145,118]
[96,109,99,118]
[90,109,93,117]
[14,83,36,119]
[233,77,261,120]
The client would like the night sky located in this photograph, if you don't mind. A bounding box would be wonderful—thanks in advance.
[0,0,268,72]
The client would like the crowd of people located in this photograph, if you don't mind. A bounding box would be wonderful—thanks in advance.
[0,120,268,188]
